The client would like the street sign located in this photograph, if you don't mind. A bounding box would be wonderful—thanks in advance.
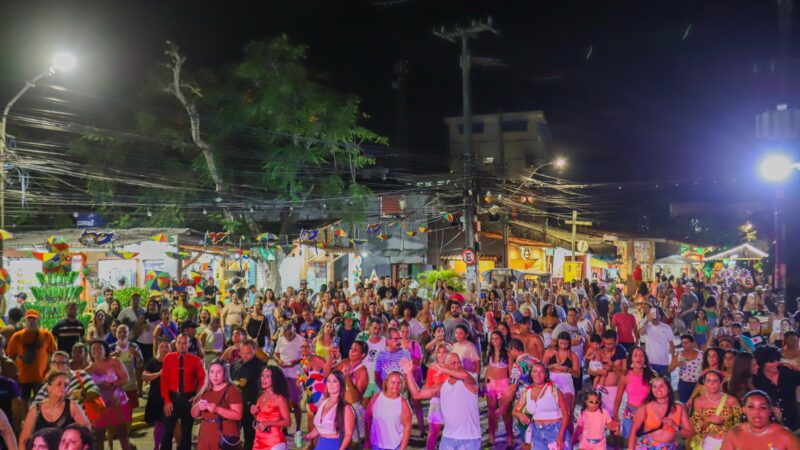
[462,248,477,265]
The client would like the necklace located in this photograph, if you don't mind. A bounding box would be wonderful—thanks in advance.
[706,393,723,402]
[747,424,770,436]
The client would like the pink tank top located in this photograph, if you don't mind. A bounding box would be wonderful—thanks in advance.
[626,372,650,406]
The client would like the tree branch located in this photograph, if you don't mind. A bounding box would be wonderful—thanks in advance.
[163,42,224,195]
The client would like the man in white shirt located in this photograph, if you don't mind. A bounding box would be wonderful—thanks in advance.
[638,307,675,377]
[273,324,304,432]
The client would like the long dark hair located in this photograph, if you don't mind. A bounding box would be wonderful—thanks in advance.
[28,427,62,450]
[262,366,290,400]
[486,331,508,365]
[728,352,755,401]
[626,346,656,385]
[643,377,676,415]
[326,370,347,436]
[702,347,724,371]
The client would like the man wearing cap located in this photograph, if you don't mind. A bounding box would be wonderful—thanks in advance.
[179,320,204,358]
[637,307,675,377]
[337,311,360,357]
[12,293,26,314]
[5,309,56,405]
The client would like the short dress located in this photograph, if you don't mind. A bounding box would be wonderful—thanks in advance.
[197,385,243,450]
[253,395,287,450]
[91,369,131,428]
[143,358,164,424]
[299,358,326,414]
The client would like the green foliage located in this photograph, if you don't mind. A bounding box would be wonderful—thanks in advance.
[416,269,464,293]
[65,35,384,231]
[113,287,151,309]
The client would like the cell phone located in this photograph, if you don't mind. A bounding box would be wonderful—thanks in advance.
[333,336,340,348]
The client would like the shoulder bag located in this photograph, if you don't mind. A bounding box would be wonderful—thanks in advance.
[217,385,242,450]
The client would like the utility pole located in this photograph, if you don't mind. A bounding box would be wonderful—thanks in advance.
[565,210,592,260]
[497,111,510,267]
[435,17,499,287]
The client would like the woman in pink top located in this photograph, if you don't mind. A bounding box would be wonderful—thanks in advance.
[612,347,656,441]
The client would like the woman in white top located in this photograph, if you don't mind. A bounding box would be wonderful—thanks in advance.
[364,372,412,450]
[513,362,570,450]
[302,370,355,450]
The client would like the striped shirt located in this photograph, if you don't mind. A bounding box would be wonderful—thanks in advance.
[374,348,411,384]
[32,369,100,405]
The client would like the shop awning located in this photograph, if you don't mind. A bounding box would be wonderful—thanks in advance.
[591,257,610,269]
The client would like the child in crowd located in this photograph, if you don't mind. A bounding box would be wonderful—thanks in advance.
[572,390,617,450]
[584,334,606,391]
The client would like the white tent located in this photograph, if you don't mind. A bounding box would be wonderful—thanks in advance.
[704,243,768,261]
[654,255,697,265]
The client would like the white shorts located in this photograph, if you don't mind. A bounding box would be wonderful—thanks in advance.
[601,385,618,416]
[550,372,575,396]
[428,396,444,425]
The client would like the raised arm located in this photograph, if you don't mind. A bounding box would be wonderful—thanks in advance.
[399,358,440,400]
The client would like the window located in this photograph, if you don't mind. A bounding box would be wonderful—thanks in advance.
[501,119,528,132]
[457,122,484,134]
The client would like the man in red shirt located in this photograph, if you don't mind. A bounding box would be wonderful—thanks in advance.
[160,334,205,450]
[611,302,639,352]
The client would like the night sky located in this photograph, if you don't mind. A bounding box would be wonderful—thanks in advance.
[0,0,795,194]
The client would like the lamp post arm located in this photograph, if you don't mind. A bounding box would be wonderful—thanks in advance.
[508,161,553,198]
[0,69,51,234]
[1,70,51,141]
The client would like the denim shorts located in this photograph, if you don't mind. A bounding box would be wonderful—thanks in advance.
[439,436,482,450]
[526,420,569,450]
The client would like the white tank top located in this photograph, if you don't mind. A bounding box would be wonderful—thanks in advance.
[370,393,404,448]
[525,383,562,421]
[440,379,481,440]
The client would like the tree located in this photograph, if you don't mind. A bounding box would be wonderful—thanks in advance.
[68,36,385,292]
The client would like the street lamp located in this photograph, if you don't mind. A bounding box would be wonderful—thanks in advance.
[0,53,75,268]
[757,153,800,293]
[0,52,76,229]
[509,156,568,197]
[759,154,798,182]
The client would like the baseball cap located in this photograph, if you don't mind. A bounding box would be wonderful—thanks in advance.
[24,309,39,319]
[180,320,198,331]
[15,292,26,299]
[343,312,357,321]
[300,279,308,284]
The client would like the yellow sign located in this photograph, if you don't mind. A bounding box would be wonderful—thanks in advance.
[564,262,581,282]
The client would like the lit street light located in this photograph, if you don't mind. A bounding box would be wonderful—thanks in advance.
[757,153,799,292]
[0,52,76,266]
[759,154,799,182]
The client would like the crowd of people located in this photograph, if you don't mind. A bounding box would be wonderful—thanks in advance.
[0,275,797,450]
